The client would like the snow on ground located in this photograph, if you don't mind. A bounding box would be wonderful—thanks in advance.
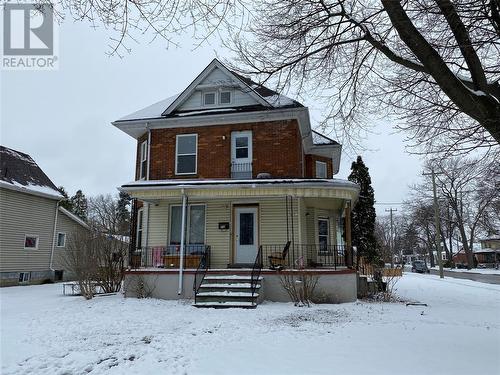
[430,266,500,275]
[1,274,499,375]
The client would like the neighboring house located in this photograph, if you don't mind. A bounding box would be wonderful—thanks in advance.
[0,146,89,286]
[113,59,360,306]
[477,236,500,267]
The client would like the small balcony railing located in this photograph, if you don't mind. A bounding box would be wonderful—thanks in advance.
[130,245,210,269]
[231,162,252,179]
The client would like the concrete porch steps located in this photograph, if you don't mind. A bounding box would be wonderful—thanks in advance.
[193,275,263,308]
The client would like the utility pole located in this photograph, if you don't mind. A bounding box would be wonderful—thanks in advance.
[423,168,444,279]
[385,208,397,268]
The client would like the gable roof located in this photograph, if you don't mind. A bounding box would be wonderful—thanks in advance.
[312,130,339,146]
[0,145,62,200]
[59,206,90,228]
[116,59,303,123]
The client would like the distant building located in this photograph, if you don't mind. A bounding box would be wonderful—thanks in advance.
[0,146,89,286]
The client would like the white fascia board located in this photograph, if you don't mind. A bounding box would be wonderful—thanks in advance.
[161,59,271,116]
[112,107,312,139]
[0,180,62,200]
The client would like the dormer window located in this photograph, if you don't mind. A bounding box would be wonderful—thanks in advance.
[220,91,232,104]
[203,92,216,106]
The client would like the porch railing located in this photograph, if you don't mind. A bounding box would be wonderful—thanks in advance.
[130,245,210,269]
[258,244,351,270]
[250,246,263,302]
[231,162,252,179]
[193,246,211,304]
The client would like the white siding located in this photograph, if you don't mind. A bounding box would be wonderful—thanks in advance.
[0,188,57,272]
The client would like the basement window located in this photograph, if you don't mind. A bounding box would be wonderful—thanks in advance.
[19,272,30,283]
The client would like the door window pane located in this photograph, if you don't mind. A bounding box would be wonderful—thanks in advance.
[240,213,254,245]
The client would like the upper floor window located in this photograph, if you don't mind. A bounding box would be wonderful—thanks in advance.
[176,134,198,175]
[220,91,232,104]
[203,92,216,106]
[24,235,38,249]
[202,90,232,106]
[136,208,144,248]
[316,161,327,178]
[140,140,148,180]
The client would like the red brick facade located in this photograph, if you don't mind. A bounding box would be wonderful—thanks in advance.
[134,119,328,180]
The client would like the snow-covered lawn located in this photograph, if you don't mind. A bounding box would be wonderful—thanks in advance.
[430,266,500,275]
[1,274,499,375]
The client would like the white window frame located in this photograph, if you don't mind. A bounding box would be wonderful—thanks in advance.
[318,218,330,252]
[231,131,253,163]
[139,140,148,180]
[175,134,198,175]
[19,272,30,283]
[24,235,39,250]
[203,91,217,106]
[169,204,207,246]
[136,208,144,248]
[56,232,66,247]
[316,161,327,178]
[219,90,232,105]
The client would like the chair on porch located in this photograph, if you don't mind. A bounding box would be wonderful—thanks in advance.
[268,241,291,270]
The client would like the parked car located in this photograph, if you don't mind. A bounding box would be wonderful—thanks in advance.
[411,260,430,273]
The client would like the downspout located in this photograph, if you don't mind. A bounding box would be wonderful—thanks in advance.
[49,201,60,272]
[144,124,151,251]
[178,190,187,295]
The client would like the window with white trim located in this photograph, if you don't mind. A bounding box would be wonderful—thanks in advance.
[220,90,232,104]
[24,235,39,249]
[140,140,148,180]
[19,272,30,283]
[316,161,327,178]
[203,92,216,106]
[176,134,198,175]
[318,218,330,252]
[57,232,66,247]
[136,208,144,248]
[169,204,206,252]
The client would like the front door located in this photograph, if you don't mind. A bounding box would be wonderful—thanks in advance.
[234,206,258,264]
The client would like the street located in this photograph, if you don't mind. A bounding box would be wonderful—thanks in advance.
[429,269,500,285]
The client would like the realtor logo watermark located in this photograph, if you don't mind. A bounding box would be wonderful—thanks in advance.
[2,2,59,70]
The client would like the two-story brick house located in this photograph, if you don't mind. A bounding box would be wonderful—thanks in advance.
[113,59,359,306]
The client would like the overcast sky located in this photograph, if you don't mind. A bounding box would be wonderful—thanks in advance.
[1,18,424,215]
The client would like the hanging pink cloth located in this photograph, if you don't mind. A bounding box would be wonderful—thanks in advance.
[152,247,164,267]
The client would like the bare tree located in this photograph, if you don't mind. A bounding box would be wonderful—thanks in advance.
[62,230,100,299]
[47,0,498,155]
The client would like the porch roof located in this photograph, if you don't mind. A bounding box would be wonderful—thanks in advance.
[120,178,359,201]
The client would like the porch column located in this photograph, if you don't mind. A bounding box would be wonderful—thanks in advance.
[344,200,353,268]
[178,193,188,295]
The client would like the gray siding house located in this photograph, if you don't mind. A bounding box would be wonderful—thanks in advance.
[0,146,88,286]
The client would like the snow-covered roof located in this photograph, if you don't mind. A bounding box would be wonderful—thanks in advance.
[311,130,339,146]
[121,178,359,191]
[115,59,303,123]
[118,94,180,121]
[0,146,62,200]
